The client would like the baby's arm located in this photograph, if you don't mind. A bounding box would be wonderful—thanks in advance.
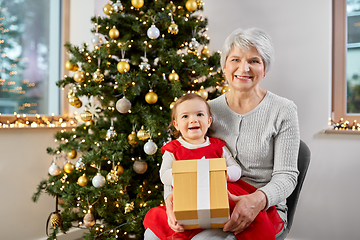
[159,151,175,185]
[160,151,175,200]
[222,146,241,182]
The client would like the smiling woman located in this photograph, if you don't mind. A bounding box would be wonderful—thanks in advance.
[0,0,62,115]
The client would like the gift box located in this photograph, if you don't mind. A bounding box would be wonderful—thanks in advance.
[172,157,230,230]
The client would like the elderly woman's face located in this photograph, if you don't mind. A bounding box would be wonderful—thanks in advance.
[224,45,265,92]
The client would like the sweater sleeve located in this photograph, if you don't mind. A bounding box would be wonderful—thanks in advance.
[222,146,242,182]
[258,102,300,208]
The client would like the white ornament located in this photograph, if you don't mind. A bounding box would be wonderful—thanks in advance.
[116,97,131,113]
[92,173,106,188]
[112,0,124,12]
[49,162,61,176]
[144,139,158,155]
[189,37,200,50]
[92,33,103,46]
[147,24,160,39]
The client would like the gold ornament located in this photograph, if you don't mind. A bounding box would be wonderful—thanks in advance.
[127,131,138,145]
[64,162,75,173]
[73,70,85,83]
[137,125,150,141]
[133,160,148,174]
[67,149,77,159]
[168,21,179,35]
[80,110,93,122]
[131,0,144,8]
[201,46,211,57]
[197,0,204,8]
[83,213,95,228]
[65,61,75,71]
[85,119,94,126]
[145,90,158,104]
[166,1,176,12]
[72,64,79,71]
[50,212,63,227]
[103,3,114,15]
[77,174,88,187]
[114,165,124,175]
[221,85,230,94]
[168,70,179,81]
[170,101,176,109]
[125,202,135,213]
[117,60,130,73]
[109,27,120,39]
[93,69,104,83]
[106,170,119,183]
[197,86,208,100]
[185,0,197,11]
[68,96,83,108]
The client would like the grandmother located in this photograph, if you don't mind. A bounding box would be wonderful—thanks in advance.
[146,28,300,240]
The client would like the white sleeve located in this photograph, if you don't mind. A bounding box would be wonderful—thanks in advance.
[159,150,175,186]
[222,146,241,182]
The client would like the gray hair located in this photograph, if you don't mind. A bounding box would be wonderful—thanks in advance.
[220,28,274,74]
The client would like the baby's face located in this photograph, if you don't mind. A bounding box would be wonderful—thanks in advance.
[173,99,212,144]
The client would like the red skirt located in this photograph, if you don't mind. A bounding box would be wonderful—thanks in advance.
[143,180,284,240]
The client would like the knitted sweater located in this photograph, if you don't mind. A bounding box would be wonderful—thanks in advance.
[208,91,300,221]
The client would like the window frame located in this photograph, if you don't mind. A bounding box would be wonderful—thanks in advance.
[332,0,360,123]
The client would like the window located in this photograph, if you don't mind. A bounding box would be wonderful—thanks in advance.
[0,0,64,116]
[332,0,360,122]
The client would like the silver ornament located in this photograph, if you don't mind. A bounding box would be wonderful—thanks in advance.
[147,24,160,39]
[112,0,124,12]
[75,157,85,170]
[106,126,117,140]
[139,59,151,72]
[92,33,103,46]
[144,139,158,155]
[49,162,61,176]
[92,173,106,188]
[189,37,200,50]
[133,160,148,174]
[116,97,131,113]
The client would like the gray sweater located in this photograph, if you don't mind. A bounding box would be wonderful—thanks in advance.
[208,91,300,222]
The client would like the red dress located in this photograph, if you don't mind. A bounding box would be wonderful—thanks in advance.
[143,138,284,240]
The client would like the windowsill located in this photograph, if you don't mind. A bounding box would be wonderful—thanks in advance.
[324,128,360,134]
[0,115,77,129]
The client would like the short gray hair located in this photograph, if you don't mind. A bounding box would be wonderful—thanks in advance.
[220,28,274,74]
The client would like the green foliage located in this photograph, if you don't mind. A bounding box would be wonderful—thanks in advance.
[33,0,224,239]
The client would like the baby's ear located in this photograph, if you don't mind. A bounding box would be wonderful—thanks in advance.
[173,120,179,130]
[208,116,213,125]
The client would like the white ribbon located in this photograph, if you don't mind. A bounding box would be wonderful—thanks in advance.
[196,156,211,229]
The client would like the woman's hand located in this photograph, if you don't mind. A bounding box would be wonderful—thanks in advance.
[165,193,185,232]
[223,190,267,235]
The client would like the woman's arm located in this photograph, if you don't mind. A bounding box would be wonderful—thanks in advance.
[223,190,267,235]
[258,103,300,208]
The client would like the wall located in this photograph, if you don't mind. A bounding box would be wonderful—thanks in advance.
[201,1,360,240]
[2,0,360,240]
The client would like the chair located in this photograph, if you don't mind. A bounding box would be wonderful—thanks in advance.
[276,140,311,240]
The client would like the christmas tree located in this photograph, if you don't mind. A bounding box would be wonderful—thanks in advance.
[33,1,227,239]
